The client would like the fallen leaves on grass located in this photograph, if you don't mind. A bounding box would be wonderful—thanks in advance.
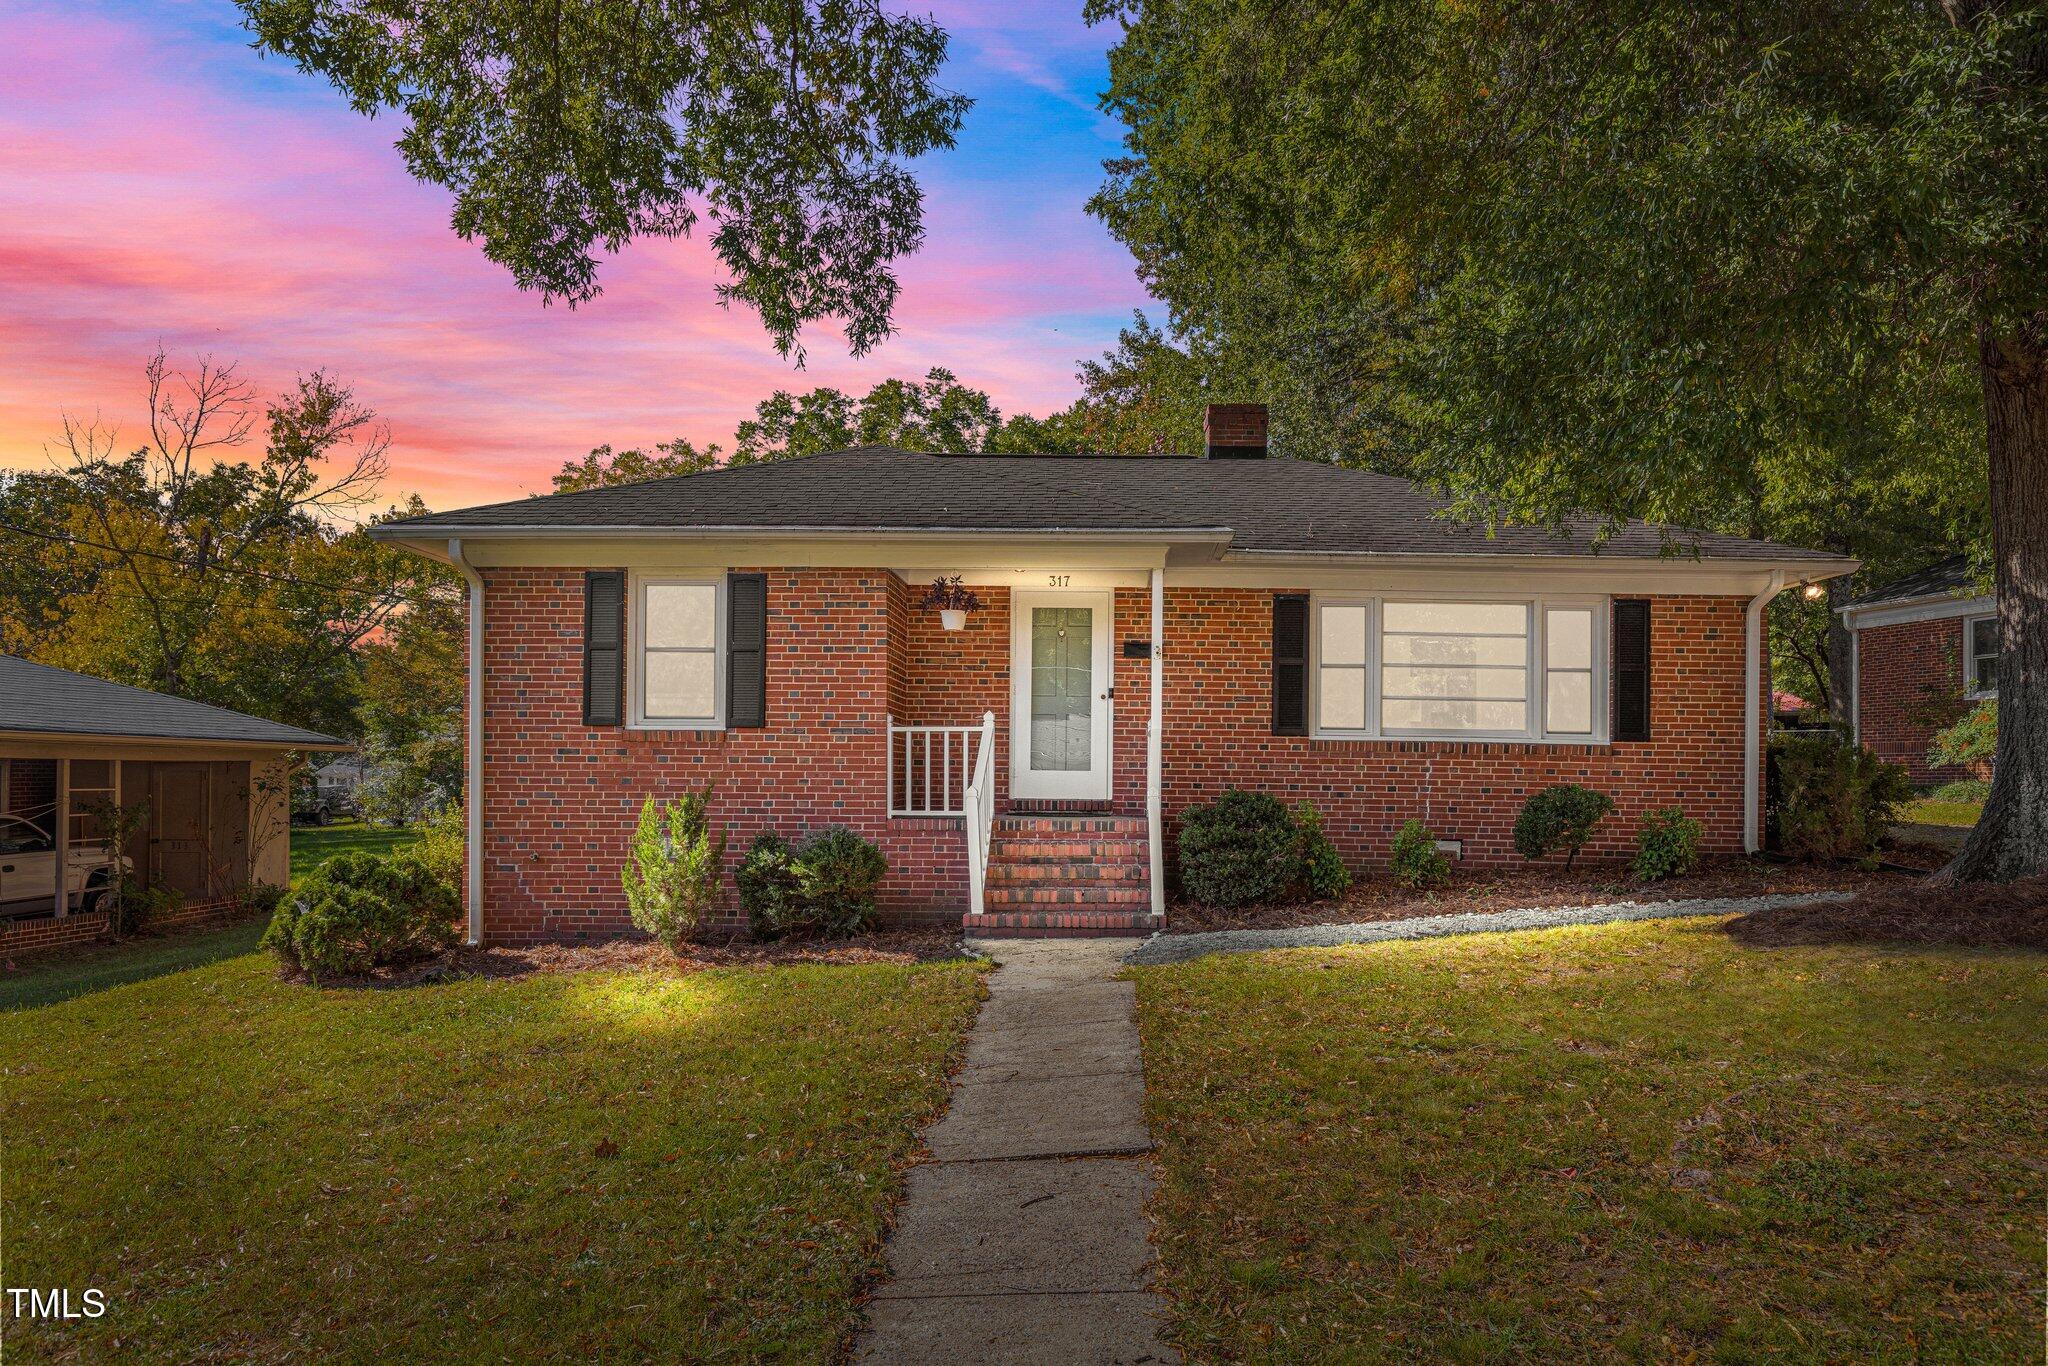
[1726,875,2048,949]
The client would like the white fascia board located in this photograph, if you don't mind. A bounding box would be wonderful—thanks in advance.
[1841,593,1995,632]
[1169,556,1852,596]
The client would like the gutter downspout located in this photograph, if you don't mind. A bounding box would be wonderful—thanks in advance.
[449,538,484,946]
[1744,570,1785,855]
[1148,567,1165,918]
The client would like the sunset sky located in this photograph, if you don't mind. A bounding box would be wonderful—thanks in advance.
[0,2,1155,513]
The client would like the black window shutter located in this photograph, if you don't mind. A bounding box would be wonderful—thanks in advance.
[583,571,626,727]
[1612,599,1651,741]
[1272,593,1310,736]
[727,572,767,728]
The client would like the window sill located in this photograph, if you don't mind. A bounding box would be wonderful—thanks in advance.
[1963,689,1997,702]
[627,720,726,733]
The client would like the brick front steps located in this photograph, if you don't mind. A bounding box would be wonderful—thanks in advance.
[971,815,1157,937]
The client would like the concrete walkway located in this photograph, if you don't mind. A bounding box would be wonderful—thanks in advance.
[1126,891,1855,967]
[855,938,1176,1365]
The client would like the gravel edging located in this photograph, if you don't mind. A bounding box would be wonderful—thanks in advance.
[1124,892,1856,967]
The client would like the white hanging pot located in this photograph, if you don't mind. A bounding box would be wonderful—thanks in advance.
[938,608,968,632]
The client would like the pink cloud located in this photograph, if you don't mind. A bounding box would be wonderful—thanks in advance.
[0,4,1154,512]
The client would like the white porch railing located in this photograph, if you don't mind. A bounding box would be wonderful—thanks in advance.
[886,713,997,916]
[963,711,996,918]
[886,716,988,818]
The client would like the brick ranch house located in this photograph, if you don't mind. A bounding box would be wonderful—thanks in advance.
[1840,556,1998,787]
[374,405,1855,943]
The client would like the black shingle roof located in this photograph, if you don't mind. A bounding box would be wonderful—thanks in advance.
[0,657,345,747]
[1853,555,1983,607]
[377,447,1840,561]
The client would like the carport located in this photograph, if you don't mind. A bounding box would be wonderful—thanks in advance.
[0,657,346,939]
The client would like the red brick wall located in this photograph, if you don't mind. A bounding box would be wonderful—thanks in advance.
[478,567,971,944]
[473,570,1765,941]
[0,911,111,957]
[1152,590,1756,865]
[1855,615,1982,786]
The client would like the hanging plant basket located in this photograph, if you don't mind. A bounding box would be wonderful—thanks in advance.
[917,576,983,631]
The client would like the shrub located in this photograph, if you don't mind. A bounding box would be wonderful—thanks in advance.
[108,877,183,936]
[1512,784,1616,868]
[1929,778,1992,803]
[1771,734,1913,862]
[230,880,287,919]
[737,832,803,938]
[793,827,889,936]
[742,828,888,940]
[263,850,459,982]
[622,790,727,949]
[412,803,465,895]
[1292,802,1352,900]
[1632,807,1702,882]
[1928,698,1996,770]
[1178,789,1302,907]
[1387,820,1451,890]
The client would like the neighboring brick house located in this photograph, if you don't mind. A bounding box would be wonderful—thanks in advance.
[1841,557,1998,787]
[375,405,1855,942]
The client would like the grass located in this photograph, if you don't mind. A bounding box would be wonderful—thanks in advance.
[1130,918,2044,1361]
[3,949,985,1359]
[1900,798,1983,829]
[0,822,423,1010]
[290,817,423,875]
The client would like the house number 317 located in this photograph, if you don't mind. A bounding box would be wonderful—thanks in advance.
[1047,574,1070,587]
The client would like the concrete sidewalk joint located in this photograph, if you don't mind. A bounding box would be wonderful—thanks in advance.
[854,938,1177,1365]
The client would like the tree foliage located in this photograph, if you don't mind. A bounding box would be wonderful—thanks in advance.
[239,0,969,359]
[0,354,459,741]
[1090,0,2043,878]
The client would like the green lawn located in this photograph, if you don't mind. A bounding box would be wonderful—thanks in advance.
[1131,919,2043,1361]
[290,817,423,875]
[1900,798,1984,829]
[0,823,423,1010]
[4,950,984,1359]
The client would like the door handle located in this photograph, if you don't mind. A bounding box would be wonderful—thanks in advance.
[1101,687,1114,700]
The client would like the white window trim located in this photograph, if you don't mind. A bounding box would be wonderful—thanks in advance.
[629,572,727,731]
[1310,593,1610,745]
[1963,612,1999,699]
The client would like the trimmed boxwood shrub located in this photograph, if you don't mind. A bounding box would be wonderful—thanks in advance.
[1513,784,1615,868]
[1178,789,1301,907]
[262,850,459,982]
[741,827,888,940]
[1632,807,1702,882]
[1388,820,1452,890]
[1771,734,1912,863]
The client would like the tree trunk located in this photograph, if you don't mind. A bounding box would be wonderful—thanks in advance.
[1824,579,1854,726]
[1934,318,2048,883]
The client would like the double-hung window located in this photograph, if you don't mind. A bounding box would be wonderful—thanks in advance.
[1314,596,1607,742]
[1965,614,2000,697]
[635,577,724,728]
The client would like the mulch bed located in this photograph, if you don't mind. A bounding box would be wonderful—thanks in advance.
[1166,853,1934,934]
[1725,874,2048,950]
[315,926,971,988]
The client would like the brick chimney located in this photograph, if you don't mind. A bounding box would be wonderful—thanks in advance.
[1203,403,1268,459]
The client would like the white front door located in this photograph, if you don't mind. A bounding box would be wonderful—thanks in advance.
[1010,590,1113,802]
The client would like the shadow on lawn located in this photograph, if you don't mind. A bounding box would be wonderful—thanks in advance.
[0,917,268,1011]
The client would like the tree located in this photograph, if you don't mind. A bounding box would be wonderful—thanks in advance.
[1091,0,2042,880]
[733,367,1006,459]
[550,439,724,493]
[3,353,456,738]
[238,0,968,360]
